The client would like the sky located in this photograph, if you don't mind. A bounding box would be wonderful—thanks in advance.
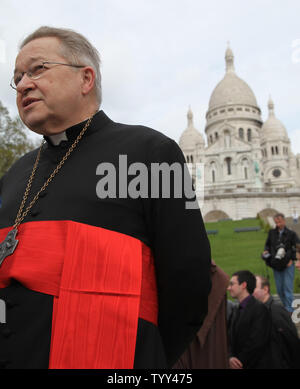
[1,0,300,154]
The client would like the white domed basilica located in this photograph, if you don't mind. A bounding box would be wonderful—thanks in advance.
[179,46,300,221]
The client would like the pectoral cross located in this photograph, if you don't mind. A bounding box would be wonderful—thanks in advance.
[0,229,19,267]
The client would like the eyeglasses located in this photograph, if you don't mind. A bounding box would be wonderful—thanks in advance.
[10,61,85,90]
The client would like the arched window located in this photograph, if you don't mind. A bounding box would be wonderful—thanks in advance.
[242,158,248,179]
[215,132,219,140]
[190,155,194,163]
[212,170,216,183]
[225,157,232,175]
[192,177,195,189]
[271,147,274,155]
[247,128,252,142]
[186,155,190,163]
[239,128,244,140]
[210,161,216,183]
[275,146,279,155]
[224,130,231,148]
[209,161,217,183]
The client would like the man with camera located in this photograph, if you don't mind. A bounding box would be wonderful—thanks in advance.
[262,213,299,313]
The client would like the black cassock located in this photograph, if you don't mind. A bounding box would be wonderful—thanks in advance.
[0,111,211,369]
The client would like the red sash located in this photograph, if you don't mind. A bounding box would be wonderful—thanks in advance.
[0,221,158,369]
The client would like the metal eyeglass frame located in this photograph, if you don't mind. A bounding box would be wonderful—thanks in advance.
[10,61,85,90]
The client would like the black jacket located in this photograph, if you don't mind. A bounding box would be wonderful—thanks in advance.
[229,295,272,369]
[264,226,299,271]
[265,296,300,369]
[0,111,211,369]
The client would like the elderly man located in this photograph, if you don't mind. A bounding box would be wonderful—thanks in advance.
[0,27,211,369]
[262,213,299,313]
[253,275,300,368]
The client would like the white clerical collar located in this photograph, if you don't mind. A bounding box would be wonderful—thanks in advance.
[48,131,68,146]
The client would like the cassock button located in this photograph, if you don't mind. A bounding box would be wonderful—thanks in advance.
[30,209,40,217]
[60,141,69,149]
[5,299,18,309]
[5,299,14,309]
[39,191,48,198]
[51,157,60,164]
[2,328,14,338]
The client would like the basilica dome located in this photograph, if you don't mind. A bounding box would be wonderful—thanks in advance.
[208,46,258,110]
[179,107,205,149]
[262,98,288,139]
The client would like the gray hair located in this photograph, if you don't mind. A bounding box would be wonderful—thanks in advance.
[20,26,102,105]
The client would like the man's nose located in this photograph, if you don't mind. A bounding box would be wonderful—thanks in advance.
[16,73,36,94]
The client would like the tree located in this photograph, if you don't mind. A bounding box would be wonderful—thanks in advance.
[0,100,37,178]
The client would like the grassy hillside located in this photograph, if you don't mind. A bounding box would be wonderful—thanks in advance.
[205,218,300,295]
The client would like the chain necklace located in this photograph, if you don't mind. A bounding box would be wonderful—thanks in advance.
[0,114,95,267]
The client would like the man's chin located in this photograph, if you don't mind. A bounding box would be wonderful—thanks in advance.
[25,123,46,136]
[21,114,47,135]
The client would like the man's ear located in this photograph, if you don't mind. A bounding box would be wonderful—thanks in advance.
[263,286,269,294]
[241,281,247,290]
[81,66,95,95]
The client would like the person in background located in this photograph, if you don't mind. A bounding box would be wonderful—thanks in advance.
[253,275,300,368]
[173,260,229,369]
[292,209,299,225]
[262,213,299,313]
[227,270,271,369]
[296,243,300,271]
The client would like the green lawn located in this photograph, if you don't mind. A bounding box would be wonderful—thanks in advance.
[205,218,300,296]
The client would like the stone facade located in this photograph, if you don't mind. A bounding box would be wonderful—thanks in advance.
[179,46,300,222]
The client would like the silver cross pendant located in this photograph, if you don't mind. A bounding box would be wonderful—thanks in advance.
[0,229,19,267]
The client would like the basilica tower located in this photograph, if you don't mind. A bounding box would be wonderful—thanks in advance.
[204,44,263,190]
[177,45,300,221]
[261,97,296,188]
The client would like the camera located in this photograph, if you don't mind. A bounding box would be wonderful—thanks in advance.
[275,243,286,260]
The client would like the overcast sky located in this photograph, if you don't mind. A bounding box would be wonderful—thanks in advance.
[1,0,300,154]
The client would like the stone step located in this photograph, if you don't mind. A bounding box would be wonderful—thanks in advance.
[272,293,300,302]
